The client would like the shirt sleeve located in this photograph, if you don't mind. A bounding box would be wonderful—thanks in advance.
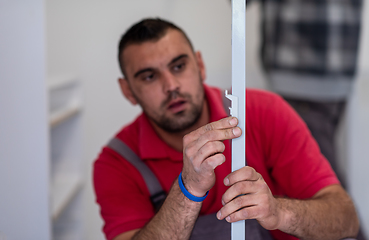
[253,91,340,199]
[93,147,155,240]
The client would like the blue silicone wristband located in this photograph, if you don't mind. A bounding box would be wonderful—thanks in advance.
[178,172,209,202]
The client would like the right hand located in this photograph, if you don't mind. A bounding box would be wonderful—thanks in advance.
[181,116,242,197]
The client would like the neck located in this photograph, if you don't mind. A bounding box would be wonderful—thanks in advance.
[150,99,209,152]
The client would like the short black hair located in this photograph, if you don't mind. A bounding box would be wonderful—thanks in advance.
[117,18,194,77]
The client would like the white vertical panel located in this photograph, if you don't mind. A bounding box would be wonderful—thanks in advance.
[231,0,246,239]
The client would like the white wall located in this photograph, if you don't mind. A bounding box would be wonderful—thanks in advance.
[0,0,50,239]
[45,1,368,239]
[347,0,369,234]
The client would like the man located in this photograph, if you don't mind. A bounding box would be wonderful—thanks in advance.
[93,18,359,240]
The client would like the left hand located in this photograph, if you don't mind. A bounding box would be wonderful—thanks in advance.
[216,166,282,230]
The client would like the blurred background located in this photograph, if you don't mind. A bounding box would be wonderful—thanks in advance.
[0,0,368,239]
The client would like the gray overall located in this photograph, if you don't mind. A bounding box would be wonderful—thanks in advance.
[107,137,274,240]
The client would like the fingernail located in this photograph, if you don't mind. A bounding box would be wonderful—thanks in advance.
[224,177,229,186]
[230,118,237,126]
[217,211,222,219]
[233,127,241,136]
[226,216,231,222]
[222,199,225,205]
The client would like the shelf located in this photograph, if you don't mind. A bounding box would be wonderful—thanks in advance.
[51,173,83,221]
[49,101,82,127]
[48,75,78,91]
[48,74,84,238]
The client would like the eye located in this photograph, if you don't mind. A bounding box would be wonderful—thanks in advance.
[141,72,155,82]
[172,62,186,72]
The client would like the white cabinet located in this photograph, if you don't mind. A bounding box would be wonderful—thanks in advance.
[1,2,86,239]
[48,75,84,240]
[0,1,50,239]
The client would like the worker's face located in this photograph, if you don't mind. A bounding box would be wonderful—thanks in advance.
[119,29,206,132]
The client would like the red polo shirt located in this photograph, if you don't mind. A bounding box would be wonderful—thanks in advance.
[93,84,339,240]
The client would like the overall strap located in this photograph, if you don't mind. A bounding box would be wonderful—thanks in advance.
[107,137,166,211]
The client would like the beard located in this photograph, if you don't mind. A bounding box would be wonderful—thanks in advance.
[132,77,204,133]
[152,90,204,133]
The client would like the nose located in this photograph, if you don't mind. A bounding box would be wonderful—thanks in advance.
[162,71,180,94]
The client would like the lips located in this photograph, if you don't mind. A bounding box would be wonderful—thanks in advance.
[168,100,187,113]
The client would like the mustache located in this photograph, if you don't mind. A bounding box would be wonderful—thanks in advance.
[161,90,190,108]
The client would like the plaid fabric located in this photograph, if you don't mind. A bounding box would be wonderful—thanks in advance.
[260,0,362,76]
[249,0,363,100]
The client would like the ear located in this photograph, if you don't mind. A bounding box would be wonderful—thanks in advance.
[195,51,206,82]
[118,78,138,105]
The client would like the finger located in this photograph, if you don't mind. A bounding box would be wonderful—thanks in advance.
[195,126,241,150]
[183,140,225,168]
[221,180,262,205]
[217,193,258,220]
[201,153,226,172]
[184,127,241,162]
[200,126,241,142]
[224,166,261,186]
[224,205,260,223]
[193,141,225,166]
[184,117,238,143]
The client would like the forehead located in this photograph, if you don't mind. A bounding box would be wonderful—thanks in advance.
[122,29,194,75]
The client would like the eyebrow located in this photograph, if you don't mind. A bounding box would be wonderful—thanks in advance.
[168,54,188,66]
[133,54,189,78]
[134,67,155,78]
